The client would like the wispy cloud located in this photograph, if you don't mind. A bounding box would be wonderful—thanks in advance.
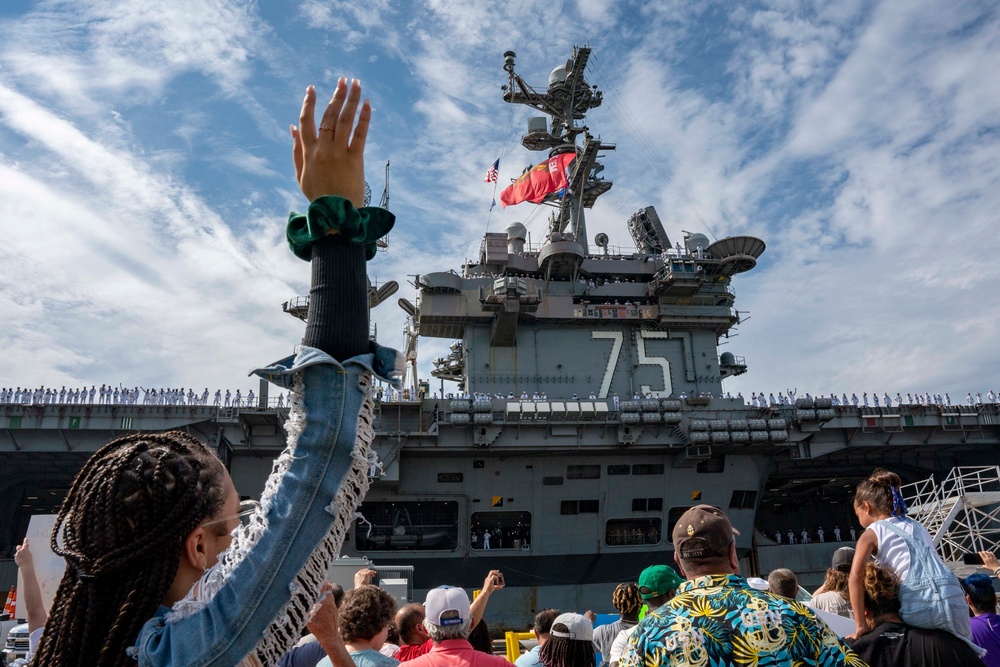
[1,0,998,401]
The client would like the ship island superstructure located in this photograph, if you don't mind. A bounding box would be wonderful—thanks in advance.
[2,46,999,627]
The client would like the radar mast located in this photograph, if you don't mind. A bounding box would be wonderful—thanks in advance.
[501,47,614,267]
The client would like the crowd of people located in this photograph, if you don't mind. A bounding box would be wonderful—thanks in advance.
[9,467,1000,666]
[7,382,996,413]
[6,73,1000,667]
[746,389,999,408]
[0,385,289,407]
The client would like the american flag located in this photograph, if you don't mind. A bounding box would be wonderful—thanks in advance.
[484,158,499,183]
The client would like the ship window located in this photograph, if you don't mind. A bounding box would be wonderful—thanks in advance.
[561,499,600,515]
[696,458,726,473]
[543,476,564,486]
[632,498,663,512]
[567,464,601,479]
[354,500,458,552]
[606,518,661,546]
[470,511,531,551]
[729,490,757,510]
[632,463,665,475]
[607,464,630,475]
[437,472,464,483]
[667,506,692,538]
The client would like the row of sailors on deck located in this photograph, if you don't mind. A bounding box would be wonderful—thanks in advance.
[749,390,998,408]
[0,386,289,408]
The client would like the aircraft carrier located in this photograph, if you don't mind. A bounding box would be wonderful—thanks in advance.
[2,46,999,626]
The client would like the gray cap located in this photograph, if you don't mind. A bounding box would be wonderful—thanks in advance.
[832,547,855,572]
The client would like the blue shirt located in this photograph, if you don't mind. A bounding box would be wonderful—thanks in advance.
[319,648,400,667]
[514,645,543,667]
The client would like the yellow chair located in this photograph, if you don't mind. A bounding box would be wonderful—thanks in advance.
[504,631,535,664]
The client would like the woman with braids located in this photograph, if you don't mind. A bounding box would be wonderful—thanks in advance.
[848,469,982,657]
[845,562,984,666]
[591,583,640,667]
[32,78,400,667]
[539,613,596,667]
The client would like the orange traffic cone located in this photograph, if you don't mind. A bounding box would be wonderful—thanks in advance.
[8,589,16,618]
[2,586,13,619]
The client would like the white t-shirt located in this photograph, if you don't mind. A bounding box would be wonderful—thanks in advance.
[868,516,933,581]
[28,627,43,660]
[608,625,638,666]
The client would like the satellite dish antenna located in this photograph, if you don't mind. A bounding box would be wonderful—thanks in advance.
[595,233,609,247]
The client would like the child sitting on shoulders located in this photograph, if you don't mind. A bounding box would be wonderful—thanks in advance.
[848,469,983,657]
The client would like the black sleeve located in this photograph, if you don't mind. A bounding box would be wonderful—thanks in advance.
[302,234,369,362]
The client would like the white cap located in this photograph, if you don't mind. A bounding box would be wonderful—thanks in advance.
[548,613,593,641]
[424,586,471,626]
[747,577,769,591]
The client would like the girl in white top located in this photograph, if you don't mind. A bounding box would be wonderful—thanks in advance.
[848,469,981,656]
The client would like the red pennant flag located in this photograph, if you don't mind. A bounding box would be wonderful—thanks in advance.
[499,153,575,208]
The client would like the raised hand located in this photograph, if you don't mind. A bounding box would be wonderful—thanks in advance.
[291,78,370,207]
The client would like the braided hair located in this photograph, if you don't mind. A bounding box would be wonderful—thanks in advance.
[33,431,228,667]
[611,582,642,615]
[539,623,596,667]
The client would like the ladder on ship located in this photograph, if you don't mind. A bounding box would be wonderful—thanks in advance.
[901,466,1000,565]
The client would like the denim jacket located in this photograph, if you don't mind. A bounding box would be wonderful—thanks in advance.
[133,343,402,666]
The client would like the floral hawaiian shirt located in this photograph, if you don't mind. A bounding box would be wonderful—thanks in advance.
[618,574,865,667]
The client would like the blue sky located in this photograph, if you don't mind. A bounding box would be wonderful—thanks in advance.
[1,0,998,398]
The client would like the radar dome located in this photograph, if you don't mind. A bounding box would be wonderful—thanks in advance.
[505,222,527,241]
[506,222,527,253]
[720,352,735,365]
[686,233,710,253]
[549,65,569,86]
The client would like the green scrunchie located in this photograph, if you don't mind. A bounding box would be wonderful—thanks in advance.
[286,195,396,261]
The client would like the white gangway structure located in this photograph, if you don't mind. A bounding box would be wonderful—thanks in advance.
[901,466,1000,569]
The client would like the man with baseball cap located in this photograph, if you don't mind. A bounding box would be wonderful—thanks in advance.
[403,585,513,667]
[398,570,505,662]
[618,505,860,667]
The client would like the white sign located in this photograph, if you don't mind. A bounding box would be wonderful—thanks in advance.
[809,605,857,637]
[16,515,65,620]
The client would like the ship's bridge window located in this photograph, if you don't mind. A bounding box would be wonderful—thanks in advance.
[606,518,661,546]
[667,506,693,539]
[561,499,599,515]
[632,498,664,512]
[470,511,531,550]
[567,464,601,479]
[354,500,458,552]
[607,464,630,475]
[729,490,757,510]
[632,463,665,475]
